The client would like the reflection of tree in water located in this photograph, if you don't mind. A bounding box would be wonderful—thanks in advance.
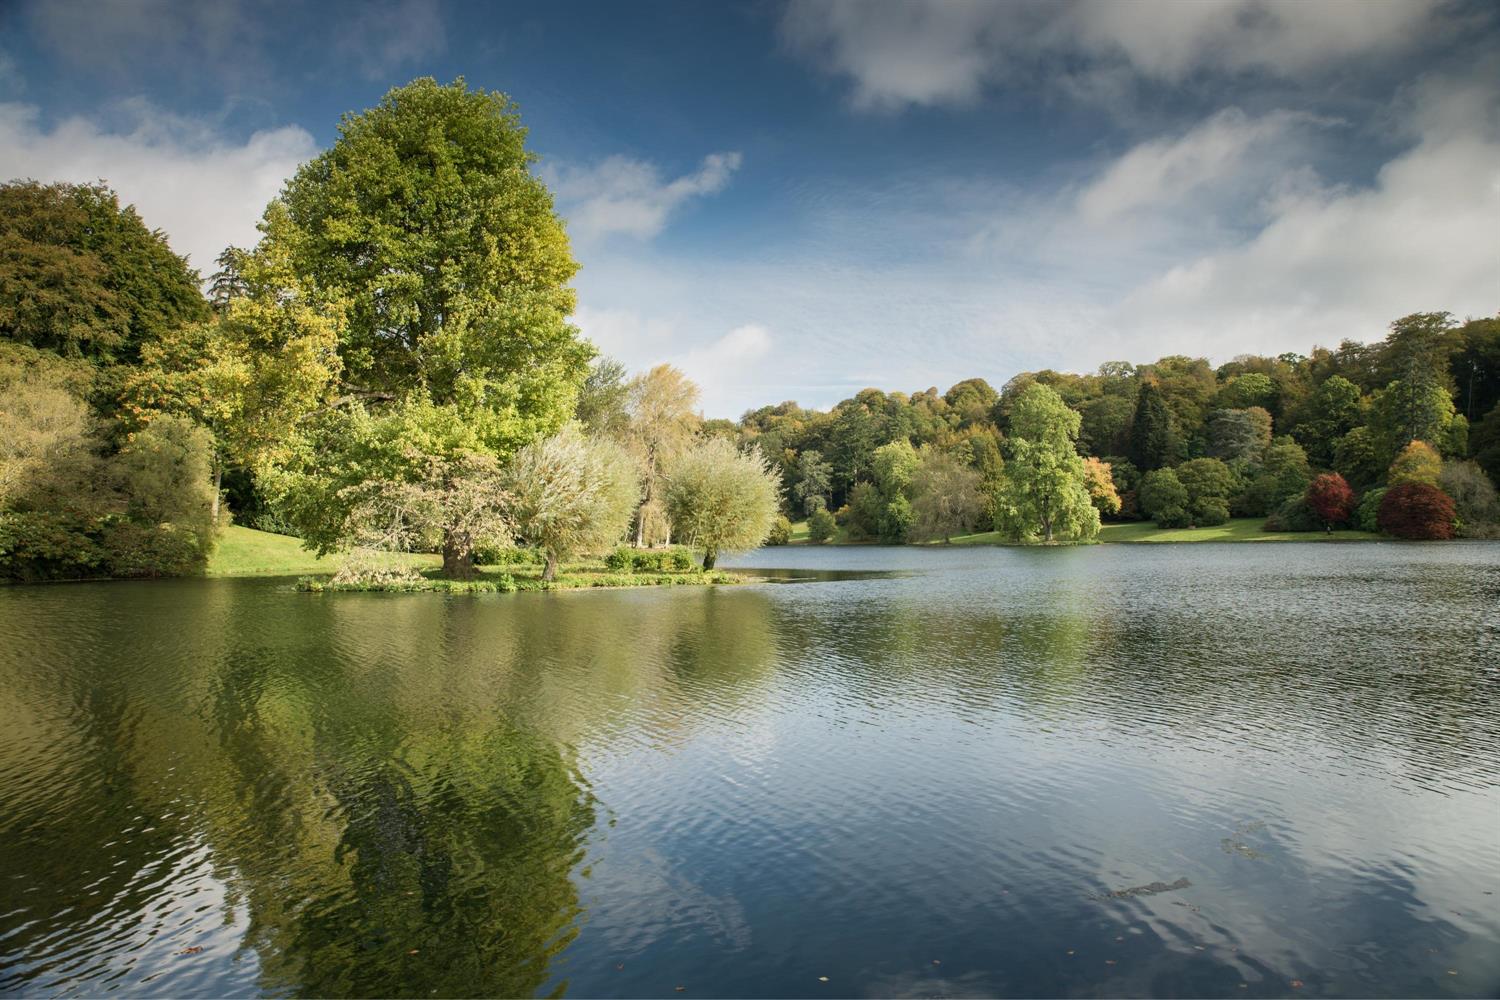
[190,595,599,997]
[282,723,594,998]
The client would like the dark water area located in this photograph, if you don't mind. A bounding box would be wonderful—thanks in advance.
[1,542,1498,998]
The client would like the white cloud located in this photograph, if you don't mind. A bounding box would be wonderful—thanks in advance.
[547,152,743,244]
[675,324,776,407]
[0,101,316,273]
[1111,117,1500,356]
[782,0,1453,111]
[1075,108,1324,224]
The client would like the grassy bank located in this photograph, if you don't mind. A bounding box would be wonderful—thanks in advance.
[1095,518,1381,543]
[208,526,436,577]
[209,525,741,590]
[783,517,1381,546]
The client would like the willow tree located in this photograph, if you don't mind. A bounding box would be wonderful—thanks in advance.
[989,383,1099,543]
[504,424,640,581]
[257,78,592,576]
[665,438,780,569]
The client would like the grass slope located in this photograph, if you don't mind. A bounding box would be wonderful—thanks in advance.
[207,525,436,577]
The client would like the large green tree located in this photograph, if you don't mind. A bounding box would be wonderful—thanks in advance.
[989,384,1099,543]
[257,78,592,574]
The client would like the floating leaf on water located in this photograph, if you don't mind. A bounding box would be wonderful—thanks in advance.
[1066,950,1075,956]
[1290,979,1304,988]
[1096,878,1192,900]
[408,949,419,955]
[1105,960,1116,965]
[176,946,203,956]
[819,976,829,982]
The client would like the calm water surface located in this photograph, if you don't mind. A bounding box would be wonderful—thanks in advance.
[1,543,1498,998]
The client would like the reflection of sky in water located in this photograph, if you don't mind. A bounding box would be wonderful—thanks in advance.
[0,542,1497,998]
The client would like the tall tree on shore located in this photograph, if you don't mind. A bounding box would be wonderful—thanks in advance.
[252,78,592,575]
[627,364,701,546]
[505,425,640,582]
[989,384,1100,543]
[1129,380,1175,471]
[665,438,780,569]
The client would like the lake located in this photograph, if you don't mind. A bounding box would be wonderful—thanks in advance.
[1,542,1497,998]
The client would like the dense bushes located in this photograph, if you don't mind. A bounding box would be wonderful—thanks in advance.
[604,546,697,572]
[766,515,792,546]
[807,507,837,543]
[1138,469,1191,527]
[1377,483,1457,539]
[1438,460,1500,537]
[1355,487,1387,532]
[1264,496,1321,532]
[1,380,217,581]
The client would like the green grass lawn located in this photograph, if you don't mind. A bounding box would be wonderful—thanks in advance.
[785,517,1382,547]
[207,525,437,577]
[1096,518,1380,543]
[787,518,857,544]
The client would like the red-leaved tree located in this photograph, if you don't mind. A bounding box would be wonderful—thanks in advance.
[1377,482,1457,539]
[1305,473,1354,528]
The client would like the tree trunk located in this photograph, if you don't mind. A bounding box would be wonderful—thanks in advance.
[442,527,476,579]
[702,548,717,570]
[542,550,559,582]
[211,462,223,526]
[1043,514,1054,543]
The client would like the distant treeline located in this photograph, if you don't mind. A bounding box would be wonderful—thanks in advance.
[713,312,1499,541]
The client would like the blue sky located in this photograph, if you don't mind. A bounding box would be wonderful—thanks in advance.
[2,0,1498,417]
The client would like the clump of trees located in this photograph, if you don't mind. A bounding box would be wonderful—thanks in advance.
[730,308,1496,546]
[1,80,792,583]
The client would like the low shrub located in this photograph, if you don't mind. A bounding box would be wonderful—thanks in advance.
[1377,482,1457,539]
[767,515,792,546]
[1191,497,1231,526]
[1355,487,1387,533]
[603,546,699,573]
[808,507,837,543]
[1263,496,1320,532]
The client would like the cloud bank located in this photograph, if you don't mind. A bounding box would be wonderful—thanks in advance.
[0,101,316,273]
[782,0,1452,110]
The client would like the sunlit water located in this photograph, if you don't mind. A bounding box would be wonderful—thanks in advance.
[1,542,1498,998]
